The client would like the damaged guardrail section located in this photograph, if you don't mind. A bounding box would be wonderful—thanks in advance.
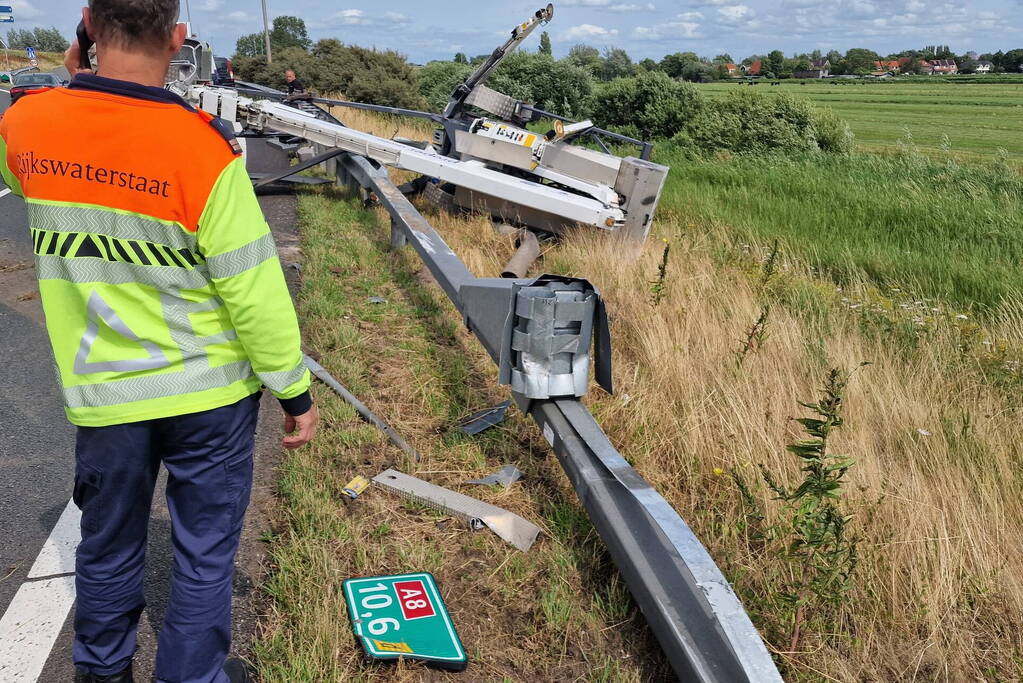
[460,275,612,401]
[336,153,783,682]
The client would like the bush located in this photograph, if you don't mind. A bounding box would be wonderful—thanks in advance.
[488,52,594,119]
[417,61,473,112]
[674,90,854,156]
[234,40,424,110]
[234,47,313,90]
[591,70,704,139]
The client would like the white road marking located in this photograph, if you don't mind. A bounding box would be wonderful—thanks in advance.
[0,188,12,198]
[0,498,80,682]
[0,576,76,681]
[27,499,81,579]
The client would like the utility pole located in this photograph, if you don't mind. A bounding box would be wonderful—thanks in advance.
[261,0,272,64]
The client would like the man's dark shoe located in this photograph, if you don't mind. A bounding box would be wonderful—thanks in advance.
[223,657,254,683]
[74,665,133,683]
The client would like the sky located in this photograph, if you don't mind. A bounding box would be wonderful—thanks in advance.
[6,0,1022,63]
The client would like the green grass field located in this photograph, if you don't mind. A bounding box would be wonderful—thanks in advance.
[698,78,1023,165]
[655,146,1023,314]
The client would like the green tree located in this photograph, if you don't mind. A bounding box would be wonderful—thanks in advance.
[766,50,785,77]
[453,52,468,64]
[539,31,552,56]
[591,70,704,138]
[843,47,879,75]
[638,57,659,72]
[418,60,473,111]
[714,53,733,64]
[600,47,635,81]
[566,44,601,76]
[235,39,424,109]
[235,32,265,58]
[6,26,68,52]
[489,52,593,118]
[681,61,713,82]
[660,51,699,78]
[1001,49,1023,73]
[270,15,311,51]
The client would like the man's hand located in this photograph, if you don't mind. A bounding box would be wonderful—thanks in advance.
[63,40,93,77]
[283,403,318,449]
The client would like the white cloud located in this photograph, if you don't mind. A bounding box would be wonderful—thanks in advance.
[717,4,755,22]
[384,11,409,23]
[11,0,43,20]
[225,11,253,22]
[560,0,654,8]
[332,9,372,26]
[559,23,620,41]
[632,20,703,40]
[195,0,223,11]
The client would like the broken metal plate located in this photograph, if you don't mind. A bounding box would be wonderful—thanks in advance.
[343,572,468,672]
[373,469,540,552]
[456,400,512,435]
[466,465,523,488]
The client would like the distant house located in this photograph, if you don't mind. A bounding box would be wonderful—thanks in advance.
[794,69,828,79]
[724,62,738,76]
[743,59,763,76]
[811,58,831,70]
[976,61,993,73]
[928,59,958,75]
[873,60,902,74]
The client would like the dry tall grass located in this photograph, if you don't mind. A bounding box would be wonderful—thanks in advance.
[424,207,1023,680]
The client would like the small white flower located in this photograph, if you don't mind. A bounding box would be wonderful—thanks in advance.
[956,314,968,320]
[917,429,931,437]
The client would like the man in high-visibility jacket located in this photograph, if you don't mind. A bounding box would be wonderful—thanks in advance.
[0,1,318,681]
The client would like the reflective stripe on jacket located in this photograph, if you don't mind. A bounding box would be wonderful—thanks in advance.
[0,74,310,427]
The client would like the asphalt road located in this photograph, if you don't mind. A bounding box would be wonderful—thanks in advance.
[0,88,299,681]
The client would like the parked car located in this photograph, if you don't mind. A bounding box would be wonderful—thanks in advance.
[213,56,235,87]
[10,72,64,103]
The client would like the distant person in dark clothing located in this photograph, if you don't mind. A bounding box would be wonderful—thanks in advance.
[285,69,305,95]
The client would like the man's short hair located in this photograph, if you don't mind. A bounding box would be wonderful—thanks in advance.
[89,0,179,53]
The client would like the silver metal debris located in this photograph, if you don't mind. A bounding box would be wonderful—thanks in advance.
[373,469,540,552]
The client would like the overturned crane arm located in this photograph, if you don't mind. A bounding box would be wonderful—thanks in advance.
[191,87,630,233]
[444,3,555,120]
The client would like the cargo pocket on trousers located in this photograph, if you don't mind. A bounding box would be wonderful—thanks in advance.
[223,453,253,531]
[72,462,104,534]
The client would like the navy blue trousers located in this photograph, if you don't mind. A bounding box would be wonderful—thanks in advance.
[72,393,260,682]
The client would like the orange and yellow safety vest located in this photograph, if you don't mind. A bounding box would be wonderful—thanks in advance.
[0,74,310,426]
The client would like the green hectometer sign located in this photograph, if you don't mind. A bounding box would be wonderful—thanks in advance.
[343,572,468,672]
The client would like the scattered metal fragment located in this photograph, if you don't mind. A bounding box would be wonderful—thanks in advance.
[466,465,523,488]
[367,296,387,304]
[455,400,512,435]
[343,475,371,500]
[372,469,540,552]
[304,355,424,462]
